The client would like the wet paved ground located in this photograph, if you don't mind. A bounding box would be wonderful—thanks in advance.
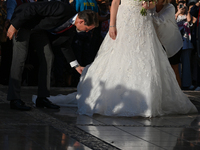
[0,84,200,150]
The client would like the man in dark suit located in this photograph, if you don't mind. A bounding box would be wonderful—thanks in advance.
[6,1,99,111]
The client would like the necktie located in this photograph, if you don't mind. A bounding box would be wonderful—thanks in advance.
[54,24,74,34]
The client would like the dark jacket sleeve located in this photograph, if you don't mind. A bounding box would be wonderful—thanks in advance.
[51,27,77,63]
[11,1,76,30]
[190,5,199,18]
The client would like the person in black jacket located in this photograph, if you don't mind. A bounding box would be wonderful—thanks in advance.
[6,1,99,111]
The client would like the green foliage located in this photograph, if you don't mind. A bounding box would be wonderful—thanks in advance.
[140,7,147,16]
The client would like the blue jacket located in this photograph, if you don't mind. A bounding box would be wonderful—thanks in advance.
[73,0,98,12]
[6,0,17,20]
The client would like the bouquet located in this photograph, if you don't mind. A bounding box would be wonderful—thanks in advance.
[140,0,157,16]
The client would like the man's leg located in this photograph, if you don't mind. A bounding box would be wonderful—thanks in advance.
[7,28,31,110]
[0,39,13,85]
[33,31,60,109]
[32,31,53,98]
[7,28,31,100]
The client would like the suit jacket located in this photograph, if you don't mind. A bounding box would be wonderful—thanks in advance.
[11,1,78,63]
[150,4,183,58]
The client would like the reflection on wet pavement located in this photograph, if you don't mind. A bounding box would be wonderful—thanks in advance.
[0,104,90,150]
[0,86,200,150]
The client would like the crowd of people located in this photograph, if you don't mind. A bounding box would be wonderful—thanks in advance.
[173,0,200,90]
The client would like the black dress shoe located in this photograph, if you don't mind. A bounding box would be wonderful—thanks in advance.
[10,99,31,111]
[36,97,60,109]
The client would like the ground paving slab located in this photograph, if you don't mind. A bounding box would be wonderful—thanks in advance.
[0,85,200,150]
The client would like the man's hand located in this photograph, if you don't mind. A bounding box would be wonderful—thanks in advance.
[7,24,18,40]
[24,64,34,71]
[75,66,84,74]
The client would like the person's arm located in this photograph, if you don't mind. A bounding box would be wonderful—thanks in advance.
[190,2,200,18]
[11,1,73,30]
[151,4,175,26]
[187,6,192,23]
[192,16,197,24]
[69,60,84,74]
[60,36,84,74]
[109,0,120,40]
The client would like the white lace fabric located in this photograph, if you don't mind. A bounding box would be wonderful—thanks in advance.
[76,0,197,117]
[121,0,142,6]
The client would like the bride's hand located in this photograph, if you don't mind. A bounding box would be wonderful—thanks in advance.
[109,26,117,40]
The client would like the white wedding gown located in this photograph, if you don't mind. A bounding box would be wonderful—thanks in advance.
[33,0,197,117]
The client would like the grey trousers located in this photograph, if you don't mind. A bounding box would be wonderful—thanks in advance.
[7,28,53,100]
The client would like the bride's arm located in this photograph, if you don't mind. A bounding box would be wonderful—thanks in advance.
[109,0,120,40]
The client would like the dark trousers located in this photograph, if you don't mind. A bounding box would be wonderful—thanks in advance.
[7,28,53,100]
[0,39,13,85]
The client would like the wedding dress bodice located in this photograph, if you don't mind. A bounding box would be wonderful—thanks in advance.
[121,0,142,6]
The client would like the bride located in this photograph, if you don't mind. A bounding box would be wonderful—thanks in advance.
[34,0,197,117]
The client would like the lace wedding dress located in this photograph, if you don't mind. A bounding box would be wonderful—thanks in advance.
[33,0,197,117]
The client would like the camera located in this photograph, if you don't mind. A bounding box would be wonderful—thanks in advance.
[179,4,183,8]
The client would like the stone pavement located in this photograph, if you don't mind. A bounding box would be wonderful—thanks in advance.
[0,84,200,150]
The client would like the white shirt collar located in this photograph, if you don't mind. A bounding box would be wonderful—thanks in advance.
[72,14,78,25]
[72,14,85,33]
